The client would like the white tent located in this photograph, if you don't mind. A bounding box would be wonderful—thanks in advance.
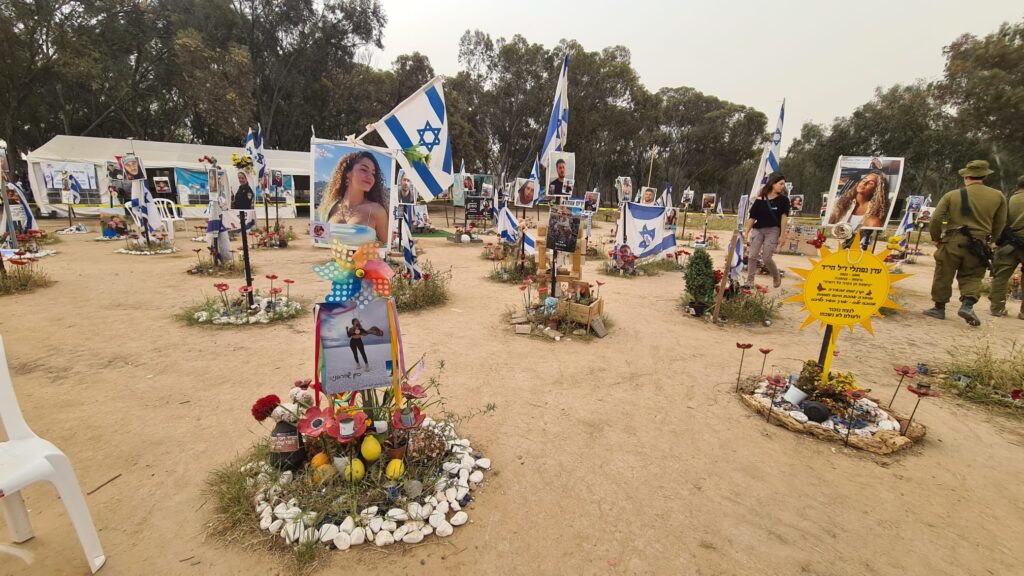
[25,135,309,219]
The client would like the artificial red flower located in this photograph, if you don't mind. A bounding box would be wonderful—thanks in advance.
[297,407,339,439]
[401,383,427,399]
[423,273,431,281]
[759,348,773,355]
[596,281,605,287]
[238,285,253,294]
[519,285,527,292]
[251,394,280,421]
[756,285,769,294]
[894,366,917,377]
[742,288,753,295]
[907,385,940,398]
[736,342,753,349]
[214,283,229,292]
[14,250,25,256]
[392,404,425,430]
[767,375,787,388]
[266,274,278,280]
[293,378,312,389]
[1010,389,1022,401]
[333,411,368,442]
[283,279,295,284]
[845,390,868,401]
[269,287,283,295]
[192,248,202,254]
[713,270,724,282]
[8,258,29,266]
[28,230,42,237]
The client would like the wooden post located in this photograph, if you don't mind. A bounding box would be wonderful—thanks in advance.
[240,210,255,308]
[711,230,738,323]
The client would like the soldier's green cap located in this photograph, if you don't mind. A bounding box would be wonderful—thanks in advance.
[958,160,994,178]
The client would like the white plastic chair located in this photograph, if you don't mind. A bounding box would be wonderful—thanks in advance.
[123,201,143,230]
[154,198,186,231]
[0,336,106,573]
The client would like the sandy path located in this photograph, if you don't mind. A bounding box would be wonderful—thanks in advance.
[2,219,1022,576]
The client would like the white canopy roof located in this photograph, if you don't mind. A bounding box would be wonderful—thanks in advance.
[26,135,309,174]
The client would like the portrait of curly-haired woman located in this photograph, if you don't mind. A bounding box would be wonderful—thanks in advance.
[318,151,390,243]
[827,170,889,229]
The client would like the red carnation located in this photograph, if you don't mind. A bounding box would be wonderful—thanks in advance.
[251,394,281,421]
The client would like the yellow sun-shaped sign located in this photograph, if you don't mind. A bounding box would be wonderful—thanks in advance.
[785,233,909,335]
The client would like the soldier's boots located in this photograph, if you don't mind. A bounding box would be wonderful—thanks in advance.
[958,297,981,327]
[922,304,946,320]
[991,308,1008,317]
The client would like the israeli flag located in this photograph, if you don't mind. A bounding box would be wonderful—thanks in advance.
[401,212,422,280]
[497,204,537,255]
[614,202,676,259]
[129,180,163,233]
[529,156,543,203]
[373,76,454,200]
[68,174,83,204]
[2,182,37,239]
[748,99,785,198]
[729,232,744,283]
[897,206,914,250]
[716,200,724,216]
[659,183,673,208]
[540,54,569,169]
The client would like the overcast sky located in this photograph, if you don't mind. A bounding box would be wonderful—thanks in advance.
[370,0,1022,156]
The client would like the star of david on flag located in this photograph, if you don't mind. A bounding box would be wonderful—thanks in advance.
[614,202,676,259]
[373,76,453,201]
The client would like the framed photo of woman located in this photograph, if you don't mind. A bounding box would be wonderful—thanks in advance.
[311,139,395,247]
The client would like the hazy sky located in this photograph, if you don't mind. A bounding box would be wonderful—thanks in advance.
[370,0,1022,155]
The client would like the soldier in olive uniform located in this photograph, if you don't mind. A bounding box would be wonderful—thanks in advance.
[989,175,1024,318]
[923,160,1007,326]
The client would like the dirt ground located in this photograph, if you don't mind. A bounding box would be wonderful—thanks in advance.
[2,217,1023,576]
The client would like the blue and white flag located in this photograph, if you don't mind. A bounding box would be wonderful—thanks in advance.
[748,99,785,198]
[129,180,163,233]
[529,156,543,203]
[460,158,465,175]
[729,231,744,283]
[2,182,37,238]
[897,206,914,250]
[373,76,454,200]
[716,200,724,216]
[401,212,422,280]
[67,173,83,204]
[659,183,673,208]
[540,54,569,169]
[497,204,537,255]
[613,202,676,259]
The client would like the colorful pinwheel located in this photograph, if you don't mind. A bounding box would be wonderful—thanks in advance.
[313,240,395,308]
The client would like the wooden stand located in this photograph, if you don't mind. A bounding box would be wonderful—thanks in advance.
[536,225,584,286]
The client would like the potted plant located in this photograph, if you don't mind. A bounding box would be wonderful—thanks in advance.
[684,249,716,316]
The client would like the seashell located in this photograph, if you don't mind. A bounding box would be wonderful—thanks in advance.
[403,530,424,544]
[374,530,395,547]
[419,504,433,518]
[456,486,469,500]
[475,458,491,470]
[450,511,468,526]
[458,468,469,481]
[393,524,409,542]
[268,519,284,533]
[434,501,449,515]
[425,496,438,506]
[333,531,351,551]
[435,521,454,537]
[256,502,269,515]
[445,487,458,502]
[469,470,484,484]
[450,500,461,512]
[428,512,445,528]
[789,411,809,424]
[382,520,397,532]
[261,506,273,519]
[349,527,365,546]
[319,524,339,543]
[368,517,383,533]
[339,516,355,534]
[360,506,378,518]
[387,508,409,521]
[421,525,433,536]
[273,502,289,518]
[460,455,476,470]
[260,515,273,530]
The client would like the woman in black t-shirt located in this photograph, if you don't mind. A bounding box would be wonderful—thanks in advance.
[742,174,790,288]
